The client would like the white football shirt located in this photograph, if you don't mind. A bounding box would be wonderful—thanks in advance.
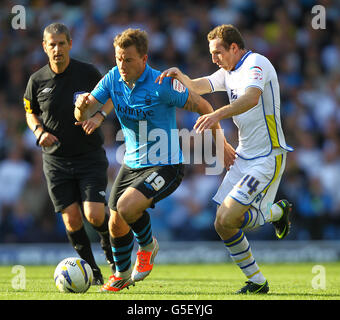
[206,51,293,159]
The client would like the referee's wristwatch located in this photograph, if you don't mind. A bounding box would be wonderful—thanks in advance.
[96,110,107,121]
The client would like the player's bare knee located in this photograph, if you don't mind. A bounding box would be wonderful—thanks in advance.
[116,197,136,223]
[83,202,105,227]
[214,209,231,232]
[108,210,130,237]
[109,219,126,236]
[215,207,242,232]
[62,212,83,232]
[86,212,104,227]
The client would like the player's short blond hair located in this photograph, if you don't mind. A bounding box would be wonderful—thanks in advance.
[113,28,148,57]
[207,24,245,50]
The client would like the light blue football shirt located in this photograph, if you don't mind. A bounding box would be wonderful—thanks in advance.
[91,64,189,168]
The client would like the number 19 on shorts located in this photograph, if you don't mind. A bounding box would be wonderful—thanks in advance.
[145,172,165,191]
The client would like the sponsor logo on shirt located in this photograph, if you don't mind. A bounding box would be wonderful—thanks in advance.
[116,104,154,120]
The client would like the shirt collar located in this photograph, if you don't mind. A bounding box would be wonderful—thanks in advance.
[47,58,73,78]
[233,50,253,71]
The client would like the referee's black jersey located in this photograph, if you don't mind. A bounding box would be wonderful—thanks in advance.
[24,59,104,157]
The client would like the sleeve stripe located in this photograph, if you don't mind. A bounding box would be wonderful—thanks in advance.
[207,78,214,92]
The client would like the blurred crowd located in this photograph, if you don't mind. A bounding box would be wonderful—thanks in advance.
[0,0,340,243]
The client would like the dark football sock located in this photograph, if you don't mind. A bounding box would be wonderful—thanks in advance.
[110,229,134,273]
[66,226,100,272]
[91,213,115,266]
[129,211,153,248]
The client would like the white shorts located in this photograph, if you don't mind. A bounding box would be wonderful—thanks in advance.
[213,149,287,224]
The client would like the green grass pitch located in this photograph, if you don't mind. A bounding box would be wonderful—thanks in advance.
[0,262,339,300]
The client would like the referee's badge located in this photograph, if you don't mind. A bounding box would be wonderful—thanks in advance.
[23,98,33,113]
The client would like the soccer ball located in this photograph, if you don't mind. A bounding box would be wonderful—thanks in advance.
[54,257,93,293]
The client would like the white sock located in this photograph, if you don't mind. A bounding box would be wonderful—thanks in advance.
[249,271,267,284]
[224,230,266,284]
[268,203,284,222]
[241,207,265,231]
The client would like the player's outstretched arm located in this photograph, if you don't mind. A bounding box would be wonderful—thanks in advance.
[156,67,211,95]
[74,94,114,135]
[194,87,262,133]
[74,92,102,121]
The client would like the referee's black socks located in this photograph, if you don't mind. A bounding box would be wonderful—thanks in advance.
[66,226,100,273]
[91,213,115,268]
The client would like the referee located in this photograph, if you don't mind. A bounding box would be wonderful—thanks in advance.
[23,23,114,284]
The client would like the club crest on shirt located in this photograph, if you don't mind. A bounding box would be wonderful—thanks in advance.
[230,89,238,101]
[144,93,152,105]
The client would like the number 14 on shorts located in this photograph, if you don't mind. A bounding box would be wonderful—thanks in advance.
[238,175,260,195]
[145,172,165,191]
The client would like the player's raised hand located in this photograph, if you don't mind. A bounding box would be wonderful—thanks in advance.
[155,67,181,84]
[194,111,221,133]
[75,92,90,111]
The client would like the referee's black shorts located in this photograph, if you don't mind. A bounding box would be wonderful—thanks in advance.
[109,163,185,211]
[42,148,108,213]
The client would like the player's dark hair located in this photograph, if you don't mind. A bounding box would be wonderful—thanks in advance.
[43,23,72,43]
[207,24,245,50]
[113,28,148,56]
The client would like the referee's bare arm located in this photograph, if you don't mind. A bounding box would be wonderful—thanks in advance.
[26,112,59,146]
